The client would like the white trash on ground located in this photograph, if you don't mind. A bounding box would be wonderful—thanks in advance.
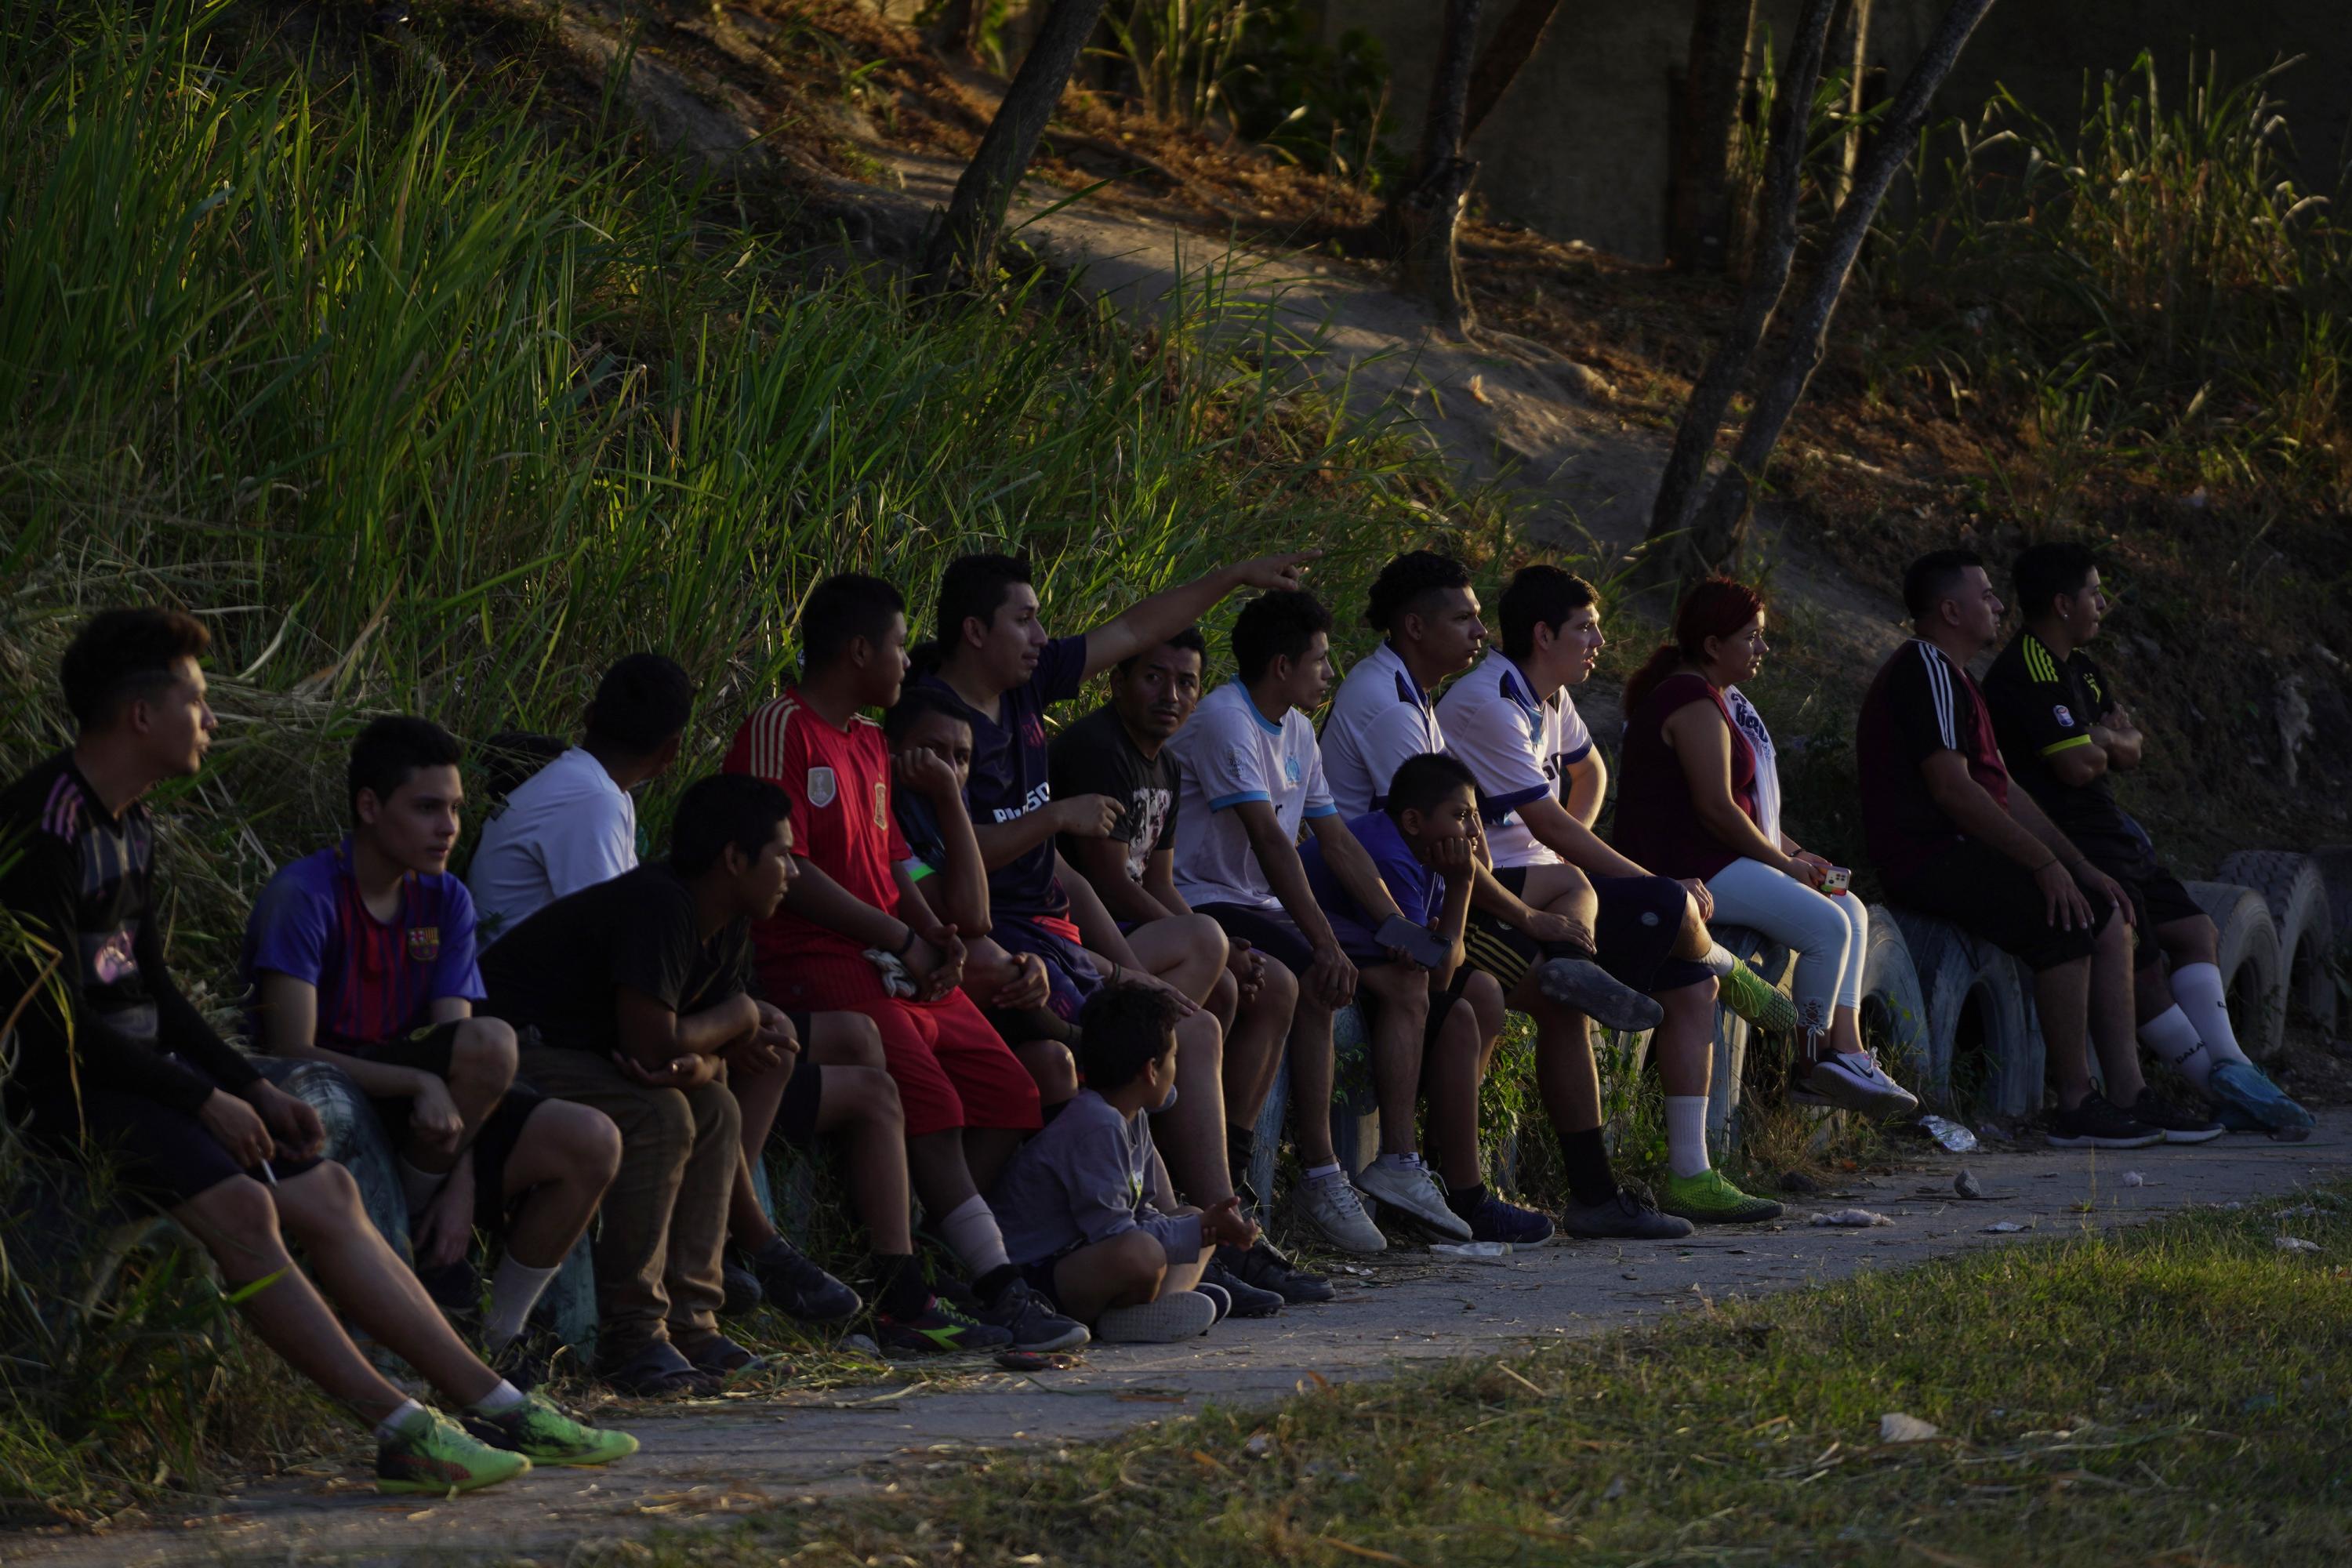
[1880,1413,1940,1443]
[1809,1208,1895,1228]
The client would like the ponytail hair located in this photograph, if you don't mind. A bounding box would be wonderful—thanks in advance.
[1619,577,1766,713]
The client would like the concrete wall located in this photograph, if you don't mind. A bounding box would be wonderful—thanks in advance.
[1309,1,2350,263]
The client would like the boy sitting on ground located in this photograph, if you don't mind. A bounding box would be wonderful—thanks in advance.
[989,984,1260,1343]
[2,609,631,1493]
[245,717,622,1378]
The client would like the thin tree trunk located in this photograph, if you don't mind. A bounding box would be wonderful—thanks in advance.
[1667,0,1757,273]
[1642,0,1838,588]
[1678,0,1998,574]
[1461,0,1564,145]
[1377,0,1486,336]
[1826,0,1875,210]
[920,0,1111,292]
[927,0,982,62]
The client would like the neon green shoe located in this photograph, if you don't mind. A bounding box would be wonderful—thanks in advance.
[1718,958,1798,1034]
[1657,1169,1784,1225]
[463,1392,639,1468]
[376,1408,532,1494]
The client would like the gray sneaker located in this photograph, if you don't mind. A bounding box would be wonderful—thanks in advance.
[1287,1172,1388,1254]
[1352,1159,1474,1243]
[1796,1051,1921,1120]
[1095,1290,1220,1344]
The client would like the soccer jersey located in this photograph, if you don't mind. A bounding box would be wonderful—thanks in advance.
[910,636,1087,919]
[1856,639,2010,890]
[724,688,908,980]
[1046,703,1180,884]
[1436,650,1594,869]
[466,746,637,944]
[244,841,487,1051]
[1319,640,1446,817]
[1981,631,2136,846]
[1164,680,1338,911]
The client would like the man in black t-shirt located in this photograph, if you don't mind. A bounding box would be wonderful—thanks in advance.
[1984,544,2308,1136]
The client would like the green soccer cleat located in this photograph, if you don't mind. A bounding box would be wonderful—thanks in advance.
[463,1392,640,1468]
[376,1407,533,1495]
[1717,958,1798,1035]
[1657,1168,1784,1225]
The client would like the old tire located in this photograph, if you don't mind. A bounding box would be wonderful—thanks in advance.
[2184,881,2285,1062]
[1885,909,2041,1120]
[1713,925,1792,1156]
[2217,851,2338,1033]
[1857,906,1940,1107]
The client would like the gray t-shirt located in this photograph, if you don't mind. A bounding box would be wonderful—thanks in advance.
[988,1089,1203,1268]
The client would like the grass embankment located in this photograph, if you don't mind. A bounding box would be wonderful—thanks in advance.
[619,1189,2352,1568]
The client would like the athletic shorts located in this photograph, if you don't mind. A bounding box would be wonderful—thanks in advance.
[990,913,1102,1022]
[1192,902,1390,975]
[2074,835,2203,965]
[1463,868,1708,998]
[15,1053,327,1212]
[1889,840,2113,972]
[350,1021,547,1236]
[768,1062,826,1149]
[760,953,1040,1139]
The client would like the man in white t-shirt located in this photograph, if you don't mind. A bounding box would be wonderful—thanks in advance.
[1166,590,1463,1254]
[1441,565,1791,1227]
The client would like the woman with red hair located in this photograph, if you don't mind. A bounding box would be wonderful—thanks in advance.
[1615,579,1918,1119]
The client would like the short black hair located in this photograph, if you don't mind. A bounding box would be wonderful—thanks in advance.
[670,773,793,877]
[1075,982,1185,1092]
[1231,590,1332,683]
[932,553,1033,656]
[2011,542,2100,619]
[800,574,906,674]
[1903,549,1986,622]
[881,684,971,744]
[585,653,695,753]
[1498,565,1598,660]
[349,716,463,822]
[1113,624,1207,677]
[59,608,212,734]
[1366,550,1472,635]
[1384,751,1479,820]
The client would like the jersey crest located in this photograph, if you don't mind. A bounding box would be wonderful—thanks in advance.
[407,925,441,963]
[2053,704,2075,728]
[873,780,890,831]
[807,766,838,808]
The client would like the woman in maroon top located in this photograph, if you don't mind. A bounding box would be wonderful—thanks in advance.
[1616,579,1917,1120]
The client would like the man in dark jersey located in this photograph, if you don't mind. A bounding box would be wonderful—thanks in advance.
[0,609,633,1492]
[1984,543,2307,1136]
[1855,551,2169,1148]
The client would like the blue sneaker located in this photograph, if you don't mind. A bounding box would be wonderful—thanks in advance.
[1464,1194,1556,1247]
[2208,1062,2314,1138]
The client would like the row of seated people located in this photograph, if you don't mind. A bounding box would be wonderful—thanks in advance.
[0,543,2308,1497]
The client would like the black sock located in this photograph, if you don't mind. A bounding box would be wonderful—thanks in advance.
[1445,1181,1487,1221]
[975,1263,1020,1305]
[1226,1123,1256,1191]
[1562,1126,1617,1208]
[873,1254,929,1318]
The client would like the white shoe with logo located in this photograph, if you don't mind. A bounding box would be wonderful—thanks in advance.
[1796,1051,1920,1120]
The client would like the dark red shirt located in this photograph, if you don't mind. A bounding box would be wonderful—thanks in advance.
[1856,639,2010,890]
[1613,672,1757,882]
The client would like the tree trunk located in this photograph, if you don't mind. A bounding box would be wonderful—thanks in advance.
[927,0,982,63]
[1667,0,1757,273]
[1675,0,1998,576]
[1461,0,1564,145]
[1642,0,1838,591]
[1826,0,1876,211]
[1379,0,1486,336]
[919,0,1112,292]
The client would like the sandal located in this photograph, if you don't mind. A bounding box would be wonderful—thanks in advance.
[594,1338,723,1399]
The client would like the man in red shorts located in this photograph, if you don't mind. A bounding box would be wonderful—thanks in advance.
[725,574,1086,1352]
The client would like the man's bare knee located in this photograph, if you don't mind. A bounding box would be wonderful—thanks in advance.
[452,1017,519,1091]
[815,1011,887,1069]
[1109,1229,1167,1290]
[547,1102,622,1181]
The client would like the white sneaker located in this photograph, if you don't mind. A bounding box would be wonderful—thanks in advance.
[1288,1172,1388,1254]
[1796,1051,1920,1120]
[1095,1290,1221,1344]
[1352,1159,1474,1243]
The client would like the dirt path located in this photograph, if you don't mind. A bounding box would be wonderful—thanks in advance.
[11,1117,2343,1567]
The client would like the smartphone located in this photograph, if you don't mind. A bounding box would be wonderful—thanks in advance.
[1376,914,1455,969]
[1821,865,1853,896]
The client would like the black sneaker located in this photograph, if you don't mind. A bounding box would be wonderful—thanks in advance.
[2123,1088,2225,1145]
[488,1324,567,1393]
[1200,1256,1283,1317]
[1559,1183,1696,1240]
[673,1330,766,1377]
[875,1295,1014,1356]
[977,1278,1091,1352]
[720,1260,764,1317]
[1216,1240,1334,1305]
[2045,1092,2164,1149]
[743,1236,862,1323]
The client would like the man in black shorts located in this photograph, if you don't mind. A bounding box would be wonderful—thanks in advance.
[1985,543,2306,1135]
[2,610,633,1491]
[246,716,626,1374]
[1858,550,2180,1148]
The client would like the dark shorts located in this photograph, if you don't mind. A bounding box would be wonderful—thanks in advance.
[1019,1243,1082,1312]
[1195,902,1390,975]
[2074,835,2204,965]
[350,1022,547,1235]
[1889,840,2113,972]
[991,914,1103,1022]
[16,1054,327,1212]
[769,1062,826,1148]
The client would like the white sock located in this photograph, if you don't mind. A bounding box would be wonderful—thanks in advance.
[482,1256,561,1354]
[938,1195,1011,1277]
[397,1158,446,1216]
[1665,1095,1711,1179]
[2138,1005,2212,1091]
[374,1397,429,1443]
[1697,944,1736,979]
[1305,1162,1344,1183]
[467,1380,527,1417]
[2170,964,2251,1067]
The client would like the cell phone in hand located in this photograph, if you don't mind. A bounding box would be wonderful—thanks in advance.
[1821,866,1852,896]
[1375,914,1454,969]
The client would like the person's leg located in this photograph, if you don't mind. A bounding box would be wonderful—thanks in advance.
[1014,1039,1080,1112]
[728,1051,794,1250]
[1219,952,1295,1196]
[408,1018,521,1178]
[1514,860,1600,934]
[1425,973,1501,1194]
[1356,961,1430,1159]
[1206,964,1240,1036]
[1122,913,1230,1004]
[2160,914,2249,1070]
[1051,1229,1169,1322]
[2087,906,2147,1107]
[2035,956,2096,1109]
[1288,993,1340,1167]
[1154,1007,1235,1206]
[482,1098,622,1353]
[662,1078,744,1352]
[926,991,1041,1194]
[1651,978,1717,1177]
[1704,858,1852,1056]
[1824,892,1871,1056]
